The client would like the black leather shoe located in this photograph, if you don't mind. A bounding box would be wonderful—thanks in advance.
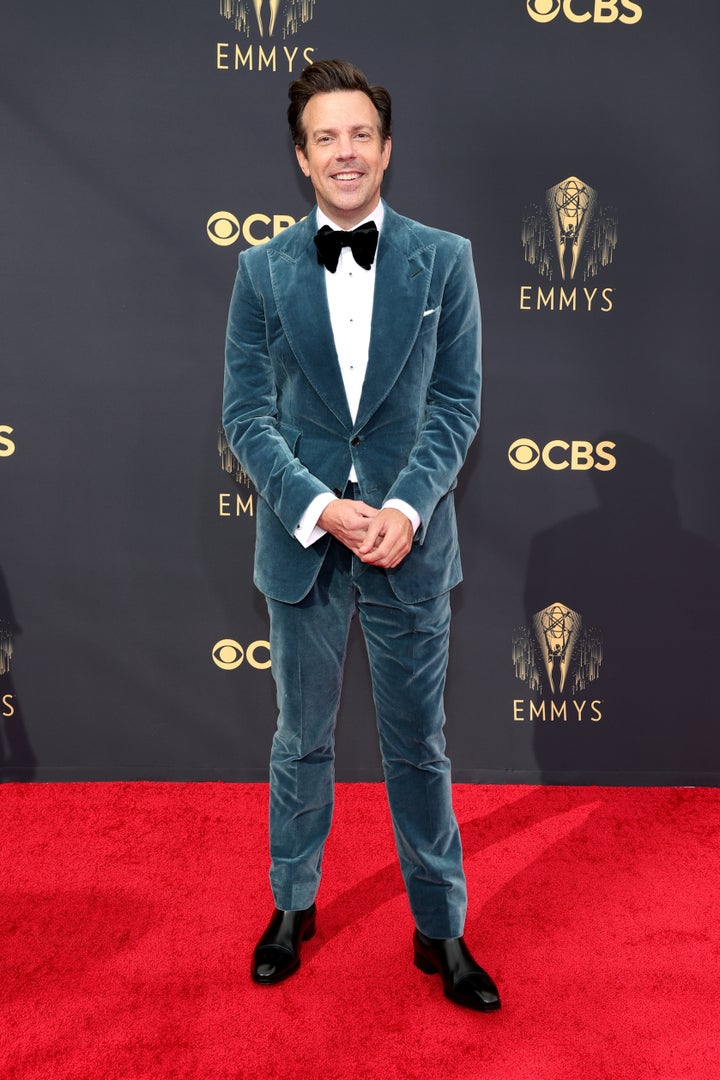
[413,929,501,1012]
[251,904,317,985]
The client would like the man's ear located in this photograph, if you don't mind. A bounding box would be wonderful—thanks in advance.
[295,145,311,178]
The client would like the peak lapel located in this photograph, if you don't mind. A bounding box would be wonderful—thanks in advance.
[267,213,353,430]
[355,207,436,431]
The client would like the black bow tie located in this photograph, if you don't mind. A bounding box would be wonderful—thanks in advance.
[313,221,379,273]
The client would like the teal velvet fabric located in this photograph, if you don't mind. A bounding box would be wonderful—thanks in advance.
[265,537,466,937]
[223,202,482,604]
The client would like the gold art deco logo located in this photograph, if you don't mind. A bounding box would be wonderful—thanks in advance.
[217,0,317,72]
[513,601,603,722]
[521,176,618,313]
[218,426,255,519]
[221,0,315,38]
[0,618,13,677]
[526,0,643,23]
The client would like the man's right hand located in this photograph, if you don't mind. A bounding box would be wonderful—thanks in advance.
[318,499,379,555]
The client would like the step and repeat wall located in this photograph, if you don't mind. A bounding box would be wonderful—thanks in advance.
[2,1,719,783]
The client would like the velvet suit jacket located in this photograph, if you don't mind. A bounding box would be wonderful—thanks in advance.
[222,202,482,605]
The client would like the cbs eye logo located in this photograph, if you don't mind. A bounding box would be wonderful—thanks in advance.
[207,212,301,247]
[526,0,643,23]
[509,438,617,471]
[527,0,561,20]
[207,212,241,247]
[212,638,271,670]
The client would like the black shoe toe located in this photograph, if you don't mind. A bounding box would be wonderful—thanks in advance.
[251,904,316,986]
[413,929,501,1012]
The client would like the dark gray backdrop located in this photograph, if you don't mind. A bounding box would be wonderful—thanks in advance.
[2,0,719,783]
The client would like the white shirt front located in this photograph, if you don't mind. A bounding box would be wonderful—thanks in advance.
[320,204,379,434]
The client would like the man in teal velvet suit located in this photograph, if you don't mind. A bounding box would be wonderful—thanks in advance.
[223,60,500,1012]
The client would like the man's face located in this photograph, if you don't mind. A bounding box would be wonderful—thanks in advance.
[295,90,391,229]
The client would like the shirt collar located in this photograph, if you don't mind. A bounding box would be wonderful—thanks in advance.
[316,200,385,235]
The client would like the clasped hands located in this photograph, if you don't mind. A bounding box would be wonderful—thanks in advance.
[317,499,413,569]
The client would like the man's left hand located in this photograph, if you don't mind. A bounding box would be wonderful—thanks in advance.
[357,508,413,569]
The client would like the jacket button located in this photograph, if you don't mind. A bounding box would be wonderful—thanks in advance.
[333,488,342,498]
[351,436,360,446]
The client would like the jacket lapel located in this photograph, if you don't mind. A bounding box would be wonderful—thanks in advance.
[267,204,436,433]
[267,209,353,429]
[355,204,435,430]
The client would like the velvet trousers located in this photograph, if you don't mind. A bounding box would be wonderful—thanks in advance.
[265,523,468,939]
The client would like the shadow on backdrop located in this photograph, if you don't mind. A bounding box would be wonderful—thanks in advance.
[521,434,720,784]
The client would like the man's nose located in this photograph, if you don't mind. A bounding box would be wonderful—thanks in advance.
[334,136,355,159]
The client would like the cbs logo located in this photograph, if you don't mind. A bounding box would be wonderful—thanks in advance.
[527,0,643,23]
[509,439,617,471]
[207,212,301,247]
[0,425,15,457]
[212,638,271,670]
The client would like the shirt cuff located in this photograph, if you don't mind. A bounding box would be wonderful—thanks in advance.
[383,498,421,536]
[295,491,337,548]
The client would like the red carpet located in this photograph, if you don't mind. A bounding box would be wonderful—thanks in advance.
[1,783,719,1079]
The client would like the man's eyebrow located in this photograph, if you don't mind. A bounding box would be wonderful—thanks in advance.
[310,123,375,136]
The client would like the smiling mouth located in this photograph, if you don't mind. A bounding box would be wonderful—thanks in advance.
[332,172,364,181]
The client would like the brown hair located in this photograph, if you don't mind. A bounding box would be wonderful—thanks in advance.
[288,59,392,152]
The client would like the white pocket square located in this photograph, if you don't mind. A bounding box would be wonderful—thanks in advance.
[423,307,438,316]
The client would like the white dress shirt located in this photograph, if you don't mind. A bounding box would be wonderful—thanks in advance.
[294,203,421,548]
